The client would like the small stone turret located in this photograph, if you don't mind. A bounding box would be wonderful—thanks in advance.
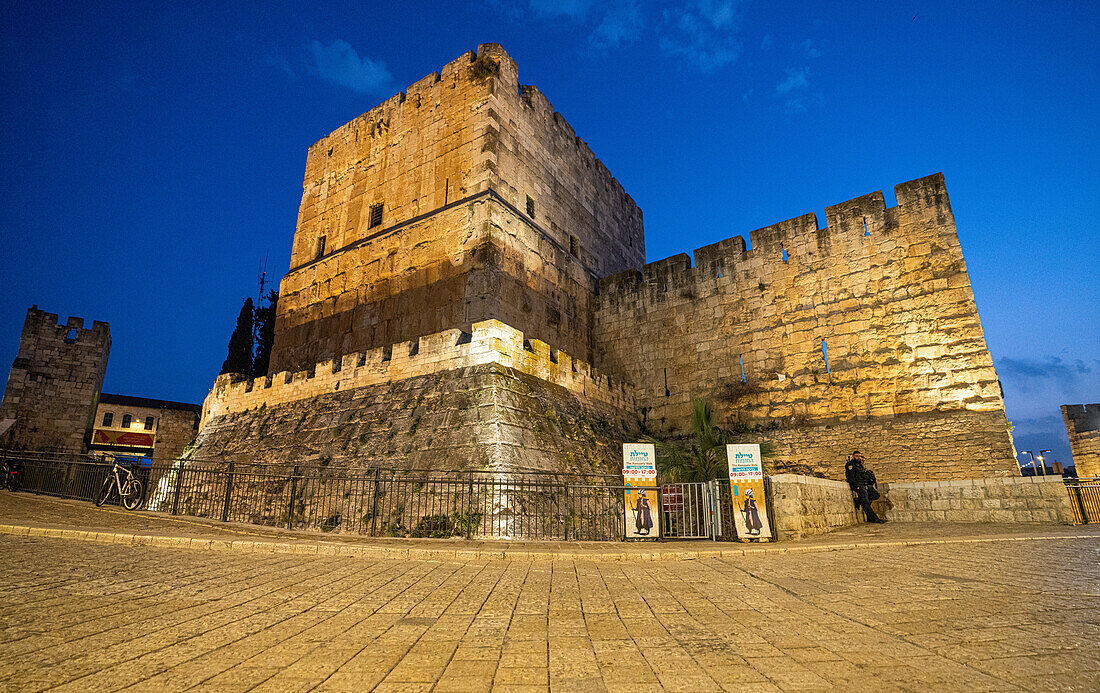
[0,306,111,452]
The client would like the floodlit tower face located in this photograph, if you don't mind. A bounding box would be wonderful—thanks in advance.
[269,44,645,375]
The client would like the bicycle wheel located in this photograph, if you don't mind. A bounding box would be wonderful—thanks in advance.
[94,476,113,507]
[121,479,144,510]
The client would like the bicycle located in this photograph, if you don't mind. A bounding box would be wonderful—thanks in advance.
[95,457,144,510]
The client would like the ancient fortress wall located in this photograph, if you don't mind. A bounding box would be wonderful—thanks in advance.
[595,174,1016,481]
[480,44,645,280]
[1062,404,1100,478]
[0,307,111,453]
[204,319,633,428]
[197,319,638,475]
[271,44,642,373]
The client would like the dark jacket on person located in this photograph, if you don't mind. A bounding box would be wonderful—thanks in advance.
[845,459,875,490]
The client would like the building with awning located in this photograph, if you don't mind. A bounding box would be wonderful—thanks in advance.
[90,393,200,460]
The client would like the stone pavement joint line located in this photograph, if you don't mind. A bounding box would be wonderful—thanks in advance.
[1,532,1097,691]
[0,523,1097,563]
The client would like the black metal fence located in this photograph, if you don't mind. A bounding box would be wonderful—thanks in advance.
[1065,478,1100,524]
[0,450,771,542]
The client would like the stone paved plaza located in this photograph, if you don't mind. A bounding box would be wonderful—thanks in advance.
[1,509,1098,692]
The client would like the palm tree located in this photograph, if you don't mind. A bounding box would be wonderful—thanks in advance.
[643,397,731,483]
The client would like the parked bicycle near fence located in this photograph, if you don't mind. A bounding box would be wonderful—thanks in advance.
[95,455,145,510]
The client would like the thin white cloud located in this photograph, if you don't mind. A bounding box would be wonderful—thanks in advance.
[775,67,809,94]
[305,39,392,95]
[659,0,743,71]
[529,0,592,18]
[795,38,821,59]
[590,1,645,49]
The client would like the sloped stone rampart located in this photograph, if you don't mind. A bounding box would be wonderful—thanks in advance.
[193,362,639,476]
[203,320,633,430]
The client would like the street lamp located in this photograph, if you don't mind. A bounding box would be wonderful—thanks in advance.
[1039,450,1052,476]
[1019,450,1036,476]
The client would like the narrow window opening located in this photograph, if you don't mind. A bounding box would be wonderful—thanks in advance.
[121,414,132,429]
[717,264,723,278]
[369,203,384,229]
[526,195,535,218]
[821,339,831,374]
[65,328,78,341]
[327,147,333,157]
[664,368,671,398]
[144,416,155,431]
[444,179,449,205]
[102,412,113,427]
[381,345,392,362]
[408,341,419,357]
[739,355,746,383]
[781,246,788,262]
[863,218,869,237]
[569,235,578,257]
[315,235,326,260]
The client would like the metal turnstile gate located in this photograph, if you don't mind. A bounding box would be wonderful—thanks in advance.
[660,481,722,539]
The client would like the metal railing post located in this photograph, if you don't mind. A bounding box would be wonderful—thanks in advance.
[286,465,299,529]
[171,460,183,515]
[221,460,235,523]
[369,468,381,536]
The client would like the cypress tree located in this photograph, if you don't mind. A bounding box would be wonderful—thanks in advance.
[252,290,278,377]
[220,297,254,375]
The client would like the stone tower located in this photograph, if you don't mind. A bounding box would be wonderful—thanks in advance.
[0,306,111,453]
[270,44,644,375]
[194,45,1018,483]
[1062,404,1100,478]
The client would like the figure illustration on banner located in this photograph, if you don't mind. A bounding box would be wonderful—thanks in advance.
[632,489,653,536]
[742,488,762,535]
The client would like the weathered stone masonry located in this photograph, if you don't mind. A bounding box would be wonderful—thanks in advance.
[199,45,1018,484]
[195,321,638,474]
[271,44,643,374]
[0,306,110,453]
[1062,404,1100,478]
[594,174,1016,482]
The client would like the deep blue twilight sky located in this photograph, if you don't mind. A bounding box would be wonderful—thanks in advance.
[1,1,1097,467]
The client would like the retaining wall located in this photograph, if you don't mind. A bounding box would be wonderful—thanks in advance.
[876,476,1074,524]
[768,474,861,540]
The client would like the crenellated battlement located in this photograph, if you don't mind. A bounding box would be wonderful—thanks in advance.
[202,319,635,429]
[20,305,111,346]
[598,173,954,304]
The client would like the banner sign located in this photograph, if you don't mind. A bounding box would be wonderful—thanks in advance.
[726,443,772,540]
[623,443,658,539]
[92,429,154,448]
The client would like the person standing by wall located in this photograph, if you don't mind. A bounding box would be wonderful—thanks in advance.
[845,451,887,523]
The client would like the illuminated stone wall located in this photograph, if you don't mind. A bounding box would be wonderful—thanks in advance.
[194,321,639,475]
[270,44,643,374]
[1062,404,1100,478]
[594,174,1017,481]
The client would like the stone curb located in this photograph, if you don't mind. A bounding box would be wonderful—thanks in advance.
[1,523,1096,562]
